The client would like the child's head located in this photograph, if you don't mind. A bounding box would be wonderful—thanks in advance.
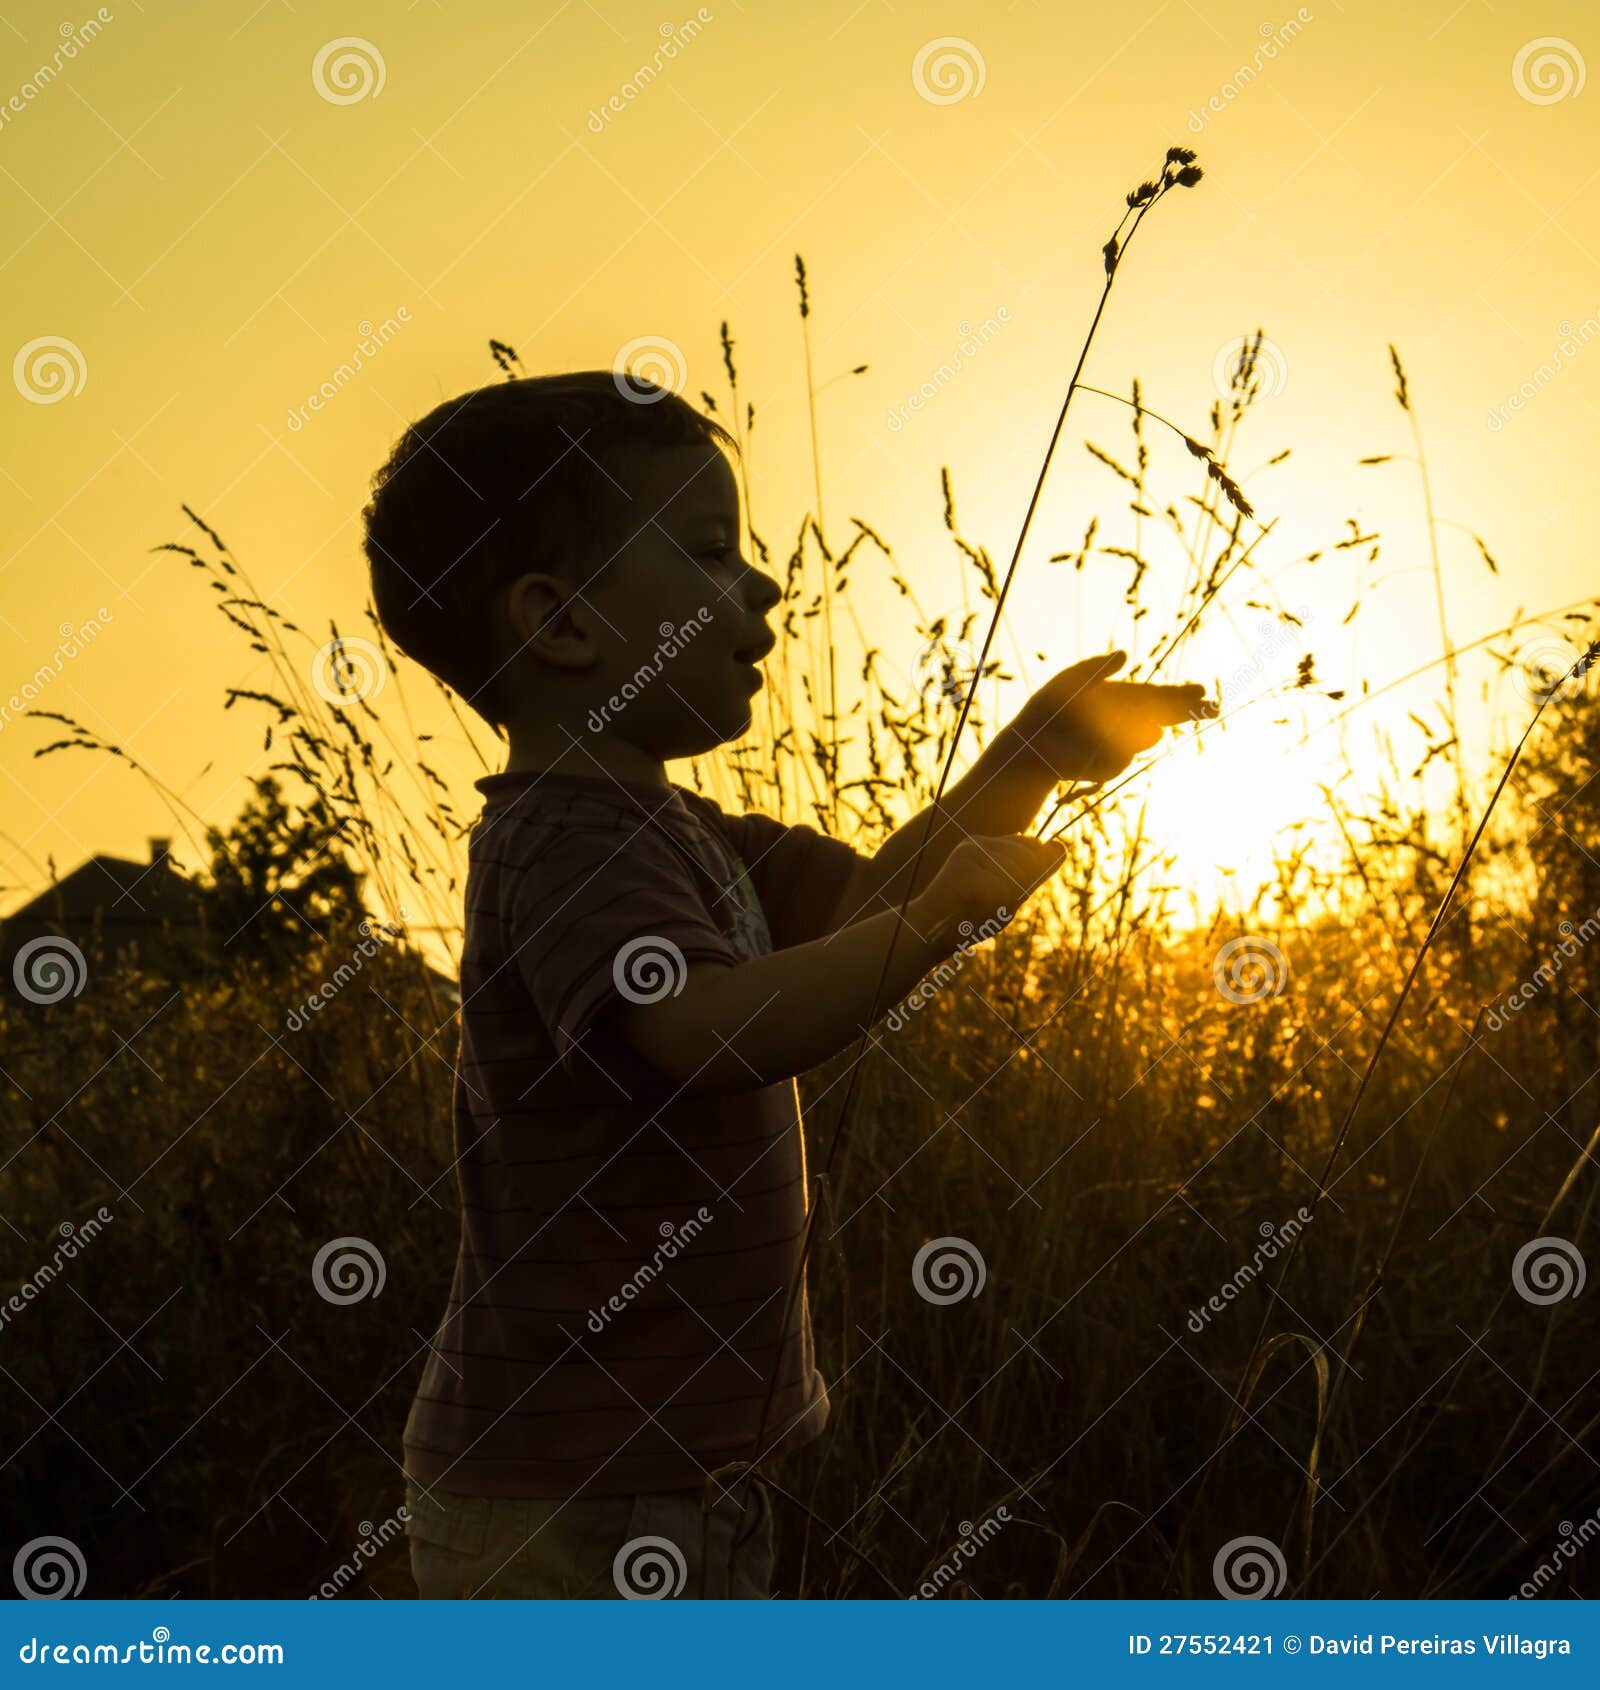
[362,372,781,760]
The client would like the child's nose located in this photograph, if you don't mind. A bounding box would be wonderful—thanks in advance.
[744,565,781,616]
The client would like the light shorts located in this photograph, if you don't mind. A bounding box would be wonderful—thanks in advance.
[403,1467,773,1599]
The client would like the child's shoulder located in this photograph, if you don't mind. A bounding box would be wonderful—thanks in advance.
[471,770,669,841]
[463,773,751,893]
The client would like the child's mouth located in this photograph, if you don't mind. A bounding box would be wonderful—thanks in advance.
[732,634,775,675]
[733,638,777,692]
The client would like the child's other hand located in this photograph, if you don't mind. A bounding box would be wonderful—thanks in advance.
[911,834,1066,950]
[1005,651,1216,784]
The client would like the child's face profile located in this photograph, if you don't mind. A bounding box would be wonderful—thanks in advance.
[583,442,780,760]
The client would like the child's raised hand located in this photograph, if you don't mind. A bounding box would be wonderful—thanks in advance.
[1005,651,1215,785]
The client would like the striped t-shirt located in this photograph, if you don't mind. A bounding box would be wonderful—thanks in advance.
[403,768,861,1499]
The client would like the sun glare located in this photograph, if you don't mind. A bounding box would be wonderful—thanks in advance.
[1115,702,1335,921]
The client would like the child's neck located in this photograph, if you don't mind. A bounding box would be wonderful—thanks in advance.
[501,722,670,790]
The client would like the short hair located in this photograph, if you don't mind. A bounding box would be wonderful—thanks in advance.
[361,371,735,729]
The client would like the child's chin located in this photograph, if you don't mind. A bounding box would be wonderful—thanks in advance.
[723,705,760,745]
[707,705,755,747]
[667,707,753,759]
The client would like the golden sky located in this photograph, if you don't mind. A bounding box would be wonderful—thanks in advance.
[2,0,1597,918]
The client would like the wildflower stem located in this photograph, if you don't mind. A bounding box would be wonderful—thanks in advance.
[748,151,1203,1479]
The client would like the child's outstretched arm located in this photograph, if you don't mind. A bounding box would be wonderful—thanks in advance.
[609,834,1065,1094]
[826,651,1214,929]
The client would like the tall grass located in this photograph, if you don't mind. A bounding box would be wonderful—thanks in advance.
[4,146,1600,1600]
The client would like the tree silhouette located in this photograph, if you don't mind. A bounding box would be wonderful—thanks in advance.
[199,775,367,964]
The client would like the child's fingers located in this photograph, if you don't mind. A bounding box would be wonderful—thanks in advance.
[1017,836,1067,899]
[973,836,1064,902]
[1102,681,1216,724]
[1041,651,1127,702]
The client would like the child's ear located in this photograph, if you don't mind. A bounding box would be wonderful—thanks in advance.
[504,571,599,670]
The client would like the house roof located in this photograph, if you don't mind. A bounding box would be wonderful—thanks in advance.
[2,851,206,943]
[2,839,460,1004]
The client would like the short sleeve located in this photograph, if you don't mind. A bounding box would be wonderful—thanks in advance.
[501,820,740,1089]
[706,806,865,950]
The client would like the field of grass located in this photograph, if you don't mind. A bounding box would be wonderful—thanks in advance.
[5,147,1600,1600]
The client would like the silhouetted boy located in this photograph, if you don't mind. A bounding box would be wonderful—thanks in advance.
[362,372,1207,1597]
